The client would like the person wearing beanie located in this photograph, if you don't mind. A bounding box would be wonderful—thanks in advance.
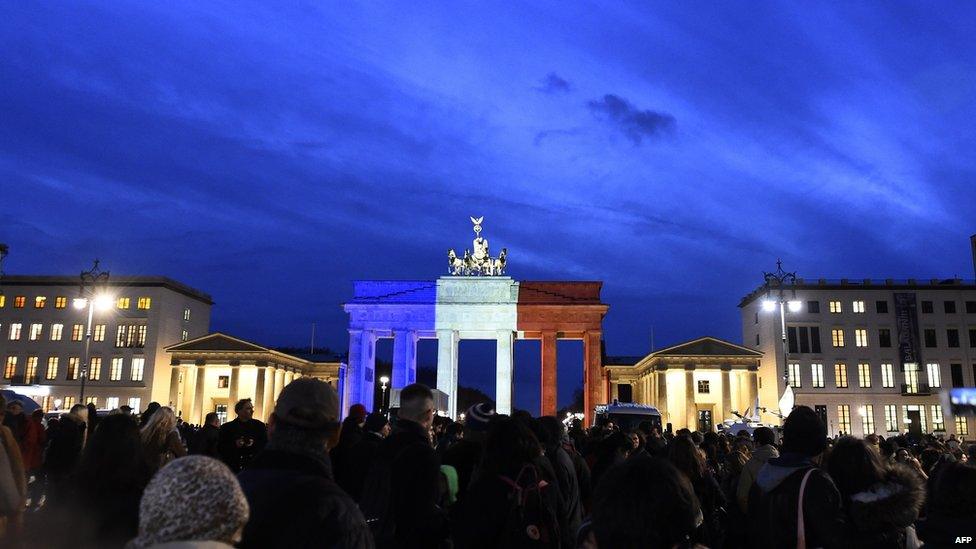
[747,406,844,548]
[442,402,496,500]
[128,455,248,549]
[236,378,372,549]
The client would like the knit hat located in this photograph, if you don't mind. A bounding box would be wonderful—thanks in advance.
[364,412,390,433]
[348,403,368,422]
[274,378,340,430]
[465,403,495,432]
[129,456,249,548]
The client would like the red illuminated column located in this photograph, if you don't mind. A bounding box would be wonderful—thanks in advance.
[583,331,604,426]
[540,331,558,416]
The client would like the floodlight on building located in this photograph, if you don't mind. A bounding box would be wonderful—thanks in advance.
[94,294,113,310]
[788,300,802,312]
[73,297,88,310]
[762,300,777,312]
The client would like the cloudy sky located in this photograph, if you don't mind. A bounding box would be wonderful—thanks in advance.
[3,3,975,409]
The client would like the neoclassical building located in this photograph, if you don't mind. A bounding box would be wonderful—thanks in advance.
[605,337,763,432]
[165,333,341,424]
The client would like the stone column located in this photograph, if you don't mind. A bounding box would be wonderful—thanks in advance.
[540,332,558,416]
[496,330,514,416]
[228,365,240,410]
[275,368,285,400]
[392,330,416,389]
[436,330,459,418]
[262,366,275,419]
[359,332,376,412]
[657,369,669,426]
[253,366,267,421]
[193,364,206,424]
[181,366,197,421]
[721,367,732,425]
[168,366,181,410]
[685,368,696,431]
[343,329,364,417]
[747,370,759,415]
[583,331,603,426]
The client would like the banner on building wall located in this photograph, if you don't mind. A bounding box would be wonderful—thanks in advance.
[893,292,921,371]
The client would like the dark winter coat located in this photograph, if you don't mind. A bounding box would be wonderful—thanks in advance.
[343,431,384,501]
[188,424,220,458]
[441,438,484,499]
[217,417,267,473]
[544,444,582,548]
[839,464,924,548]
[43,413,86,476]
[237,448,373,549]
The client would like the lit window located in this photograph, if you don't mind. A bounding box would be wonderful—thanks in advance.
[956,416,969,436]
[86,396,98,406]
[131,357,145,382]
[110,357,123,381]
[903,405,928,433]
[66,357,79,380]
[51,323,64,341]
[137,325,148,346]
[855,329,868,347]
[117,297,130,309]
[0,295,4,307]
[105,397,119,410]
[217,375,230,388]
[71,324,84,341]
[46,357,59,380]
[881,363,894,388]
[183,308,191,321]
[128,397,141,412]
[55,296,67,309]
[9,323,22,340]
[811,363,824,388]
[926,363,941,388]
[3,357,17,379]
[835,363,848,388]
[860,404,875,435]
[25,356,38,383]
[852,301,865,313]
[63,396,75,409]
[181,329,188,342]
[697,380,710,394]
[837,405,852,434]
[829,301,842,313]
[34,296,47,309]
[788,363,801,388]
[89,357,102,380]
[137,297,151,310]
[29,323,43,341]
[831,329,845,347]
[858,363,871,388]
[884,404,898,432]
[13,296,25,308]
[41,396,54,412]
[93,325,106,342]
[931,405,945,431]
[904,364,919,394]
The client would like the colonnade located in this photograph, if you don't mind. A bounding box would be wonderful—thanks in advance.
[169,362,300,424]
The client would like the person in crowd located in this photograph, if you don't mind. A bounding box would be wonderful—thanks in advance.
[218,398,267,473]
[826,437,924,548]
[141,406,186,474]
[343,413,390,501]
[441,402,494,501]
[917,461,976,547]
[643,424,668,457]
[86,402,100,437]
[331,411,367,493]
[669,435,726,548]
[3,400,28,450]
[43,403,88,504]
[749,406,844,548]
[189,412,221,458]
[451,416,560,549]
[736,426,778,513]
[119,405,133,416]
[436,421,463,454]
[0,394,26,541]
[538,415,582,547]
[237,378,371,549]
[590,431,633,489]
[128,456,249,549]
[139,402,160,428]
[22,409,46,508]
[361,383,446,548]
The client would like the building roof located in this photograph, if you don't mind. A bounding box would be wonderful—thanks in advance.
[651,336,763,357]
[0,274,213,304]
[604,355,644,367]
[166,332,268,353]
[739,277,976,307]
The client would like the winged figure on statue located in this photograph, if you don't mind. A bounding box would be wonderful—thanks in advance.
[447,216,507,276]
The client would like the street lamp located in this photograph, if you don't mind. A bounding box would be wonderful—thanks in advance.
[379,375,390,413]
[762,259,800,417]
[76,260,110,404]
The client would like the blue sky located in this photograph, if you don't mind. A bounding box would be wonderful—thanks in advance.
[3,3,975,409]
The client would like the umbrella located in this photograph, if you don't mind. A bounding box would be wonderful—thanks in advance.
[0,390,42,413]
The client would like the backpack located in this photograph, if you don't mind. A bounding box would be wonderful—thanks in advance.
[497,464,560,548]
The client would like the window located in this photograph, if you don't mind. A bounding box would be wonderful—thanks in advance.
[807,301,820,313]
[9,323,22,340]
[837,405,852,434]
[0,295,4,307]
[787,326,821,354]
[137,325,147,346]
[927,363,941,388]
[13,296,25,308]
[24,356,38,383]
[921,300,933,313]
[93,324,106,342]
[4,357,17,379]
[110,357,123,381]
[852,300,865,313]
[34,296,46,308]
[183,308,191,321]
[811,363,825,388]
[217,375,230,388]
[855,329,868,347]
[137,297,151,310]
[89,357,102,381]
[944,301,956,314]
[55,296,67,309]
[29,323,42,341]
[105,397,119,410]
[697,380,710,394]
[861,404,875,435]
[951,364,964,388]
[931,405,945,431]
[970,329,976,348]
[947,329,960,348]
[86,396,98,406]
[66,357,79,380]
[181,330,188,342]
[115,324,147,348]
[829,301,842,313]
[128,397,142,412]
[881,363,894,388]
[835,363,848,388]
[810,327,821,353]
[858,363,871,388]
[788,363,801,388]
[46,357,59,380]
[876,300,888,313]
[924,329,936,348]
[755,333,760,346]
[831,329,845,347]
[71,324,84,341]
[884,405,898,432]
[116,297,130,309]
[966,301,976,314]
[904,364,919,394]
[753,311,759,325]
[130,357,145,382]
[878,328,892,348]
[41,396,54,412]
[956,416,969,436]
[50,323,63,341]
[63,396,75,409]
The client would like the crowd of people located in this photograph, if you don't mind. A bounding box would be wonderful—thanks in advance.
[0,383,974,548]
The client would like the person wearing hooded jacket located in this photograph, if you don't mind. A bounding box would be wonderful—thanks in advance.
[736,427,778,514]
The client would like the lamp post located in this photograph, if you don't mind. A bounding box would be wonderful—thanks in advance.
[379,375,390,414]
[74,260,110,404]
[761,260,801,417]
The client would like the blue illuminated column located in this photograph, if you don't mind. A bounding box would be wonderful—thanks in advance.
[437,329,459,417]
[343,329,377,415]
[392,330,417,389]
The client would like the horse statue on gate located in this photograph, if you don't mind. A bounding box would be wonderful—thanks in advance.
[445,217,509,276]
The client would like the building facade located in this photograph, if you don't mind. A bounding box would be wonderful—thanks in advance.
[741,278,976,438]
[0,275,212,412]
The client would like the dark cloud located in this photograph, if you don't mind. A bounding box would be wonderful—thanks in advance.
[587,94,676,144]
[536,72,571,93]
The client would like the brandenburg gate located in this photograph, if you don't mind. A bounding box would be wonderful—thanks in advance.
[343,217,609,423]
